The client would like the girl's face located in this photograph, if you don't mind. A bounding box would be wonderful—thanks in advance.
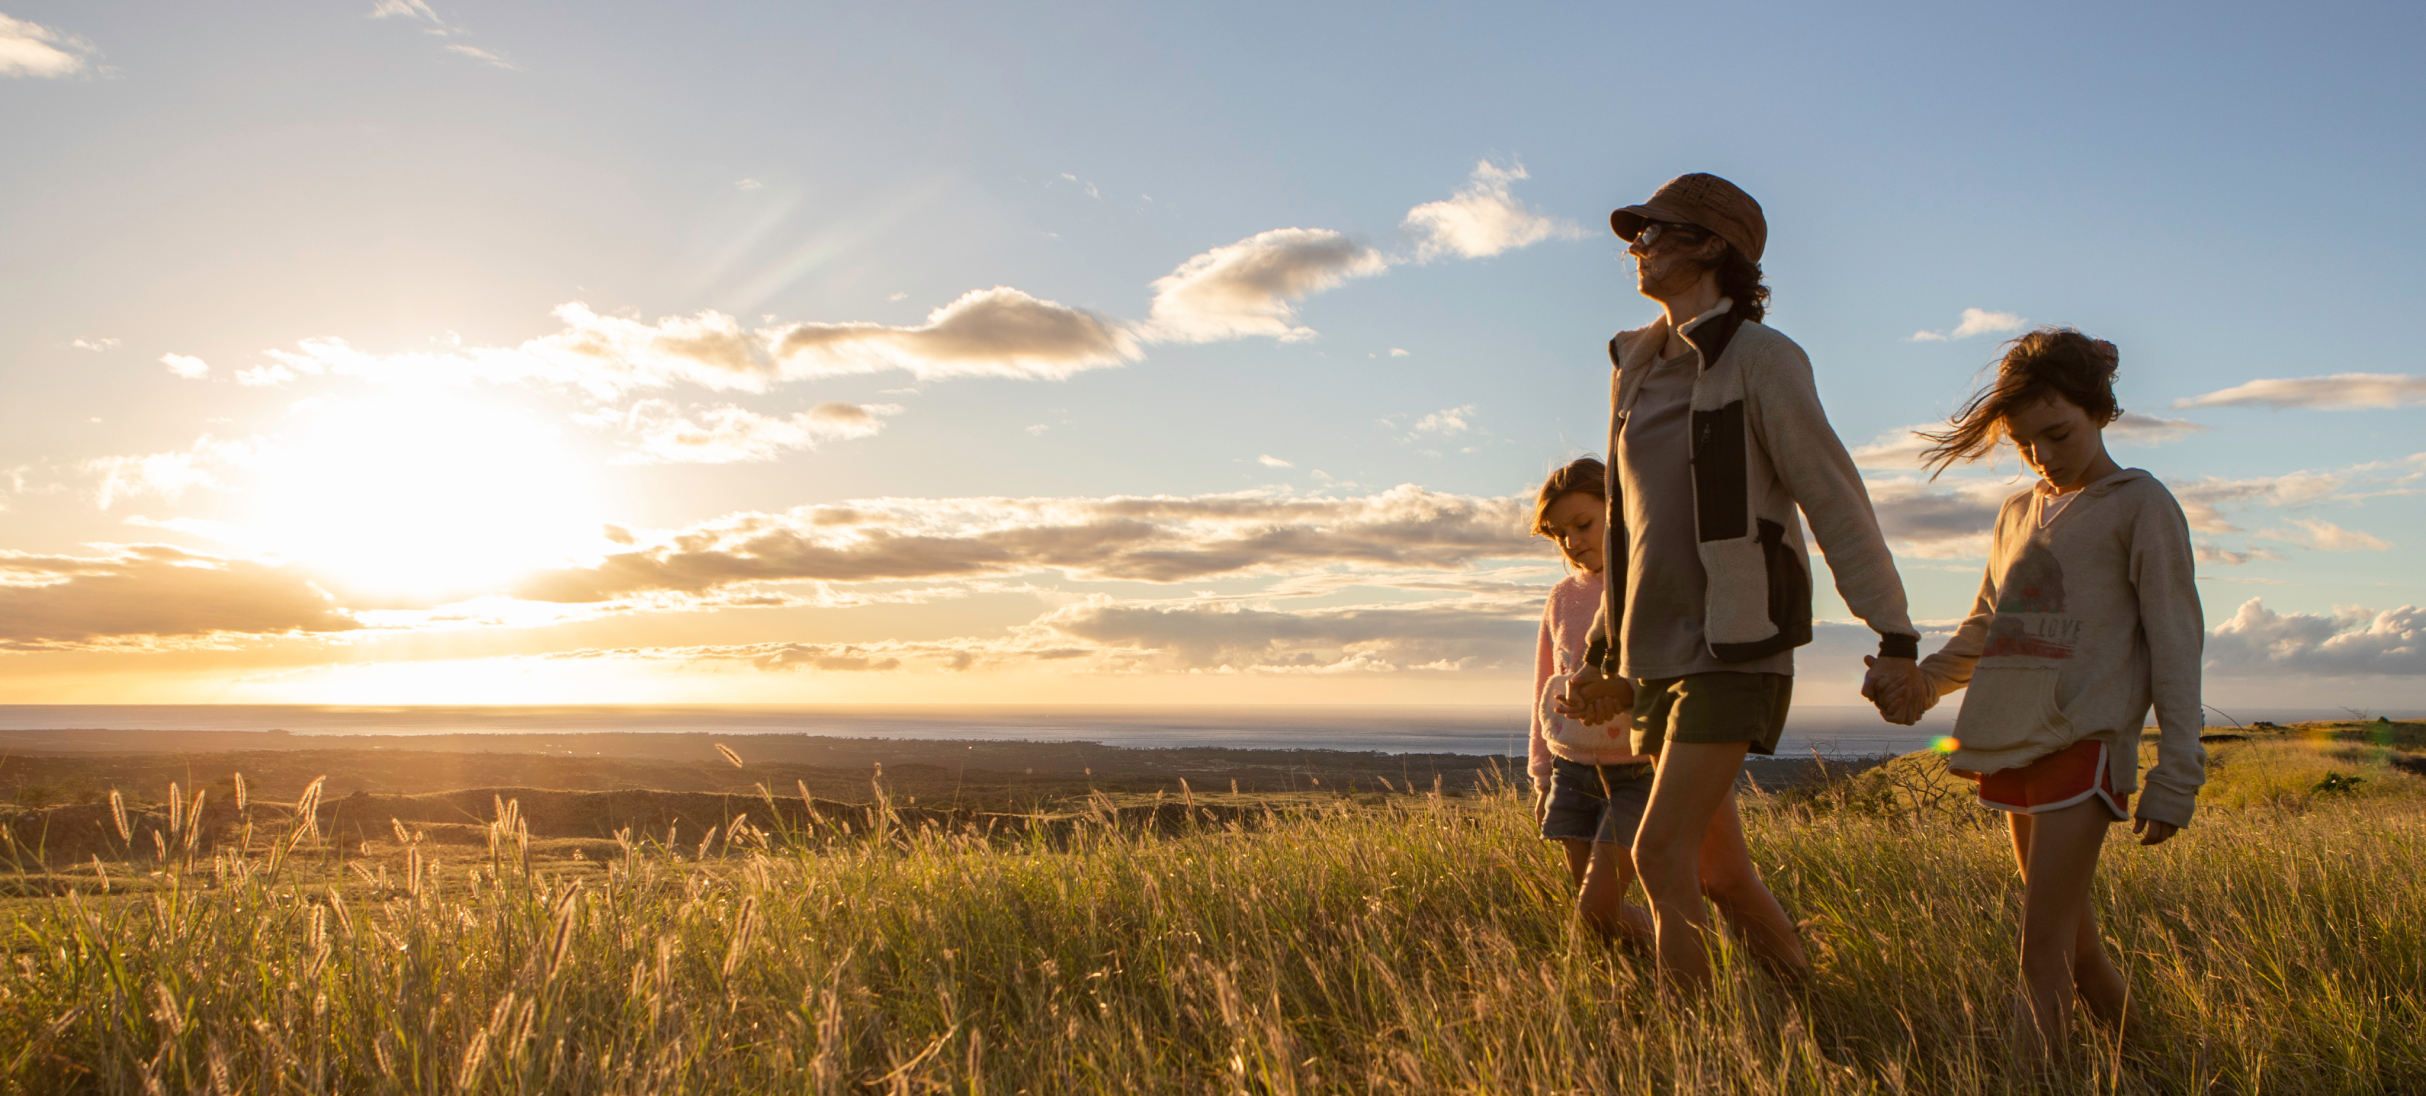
[2004,395,2113,492]
[1544,491,1605,573]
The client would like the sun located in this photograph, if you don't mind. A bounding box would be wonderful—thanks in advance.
[237,392,610,604]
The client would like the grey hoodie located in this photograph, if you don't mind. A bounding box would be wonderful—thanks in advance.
[1918,468,2207,828]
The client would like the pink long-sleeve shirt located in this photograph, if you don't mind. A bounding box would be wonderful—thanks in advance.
[1531,570,1651,790]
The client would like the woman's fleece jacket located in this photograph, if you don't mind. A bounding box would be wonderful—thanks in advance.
[1531,571,1649,790]
[1586,300,1921,671]
[1919,469,2207,828]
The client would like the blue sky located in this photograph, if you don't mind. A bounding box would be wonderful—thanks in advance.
[2,0,2420,708]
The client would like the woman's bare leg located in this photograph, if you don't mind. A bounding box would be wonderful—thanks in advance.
[1631,741,1749,994]
[2007,803,2125,1062]
[1696,790,1809,982]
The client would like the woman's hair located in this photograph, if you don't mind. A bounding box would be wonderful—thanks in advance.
[1532,457,1607,569]
[1713,244,1770,324]
[1918,327,2122,477]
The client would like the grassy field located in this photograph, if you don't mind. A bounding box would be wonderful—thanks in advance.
[2,723,2422,1094]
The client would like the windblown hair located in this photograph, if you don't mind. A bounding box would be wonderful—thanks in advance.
[1918,327,2122,478]
[1531,457,1608,570]
[1713,244,1770,325]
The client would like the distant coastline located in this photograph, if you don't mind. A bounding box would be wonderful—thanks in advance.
[0,703,2391,760]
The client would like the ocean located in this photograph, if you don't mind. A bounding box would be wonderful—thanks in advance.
[0,704,2369,759]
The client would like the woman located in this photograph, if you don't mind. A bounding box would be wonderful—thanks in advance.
[1561,173,1929,994]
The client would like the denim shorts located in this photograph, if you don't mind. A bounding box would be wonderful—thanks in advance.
[1540,757,1656,845]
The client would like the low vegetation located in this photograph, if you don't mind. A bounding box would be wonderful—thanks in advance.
[2,723,2422,1094]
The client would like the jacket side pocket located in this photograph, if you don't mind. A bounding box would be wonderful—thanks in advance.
[1951,665,2072,757]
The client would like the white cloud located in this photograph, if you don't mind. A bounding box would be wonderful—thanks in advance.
[1863,478,2015,558]
[2174,472,2345,533]
[83,436,269,509]
[736,178,764,191]
[0,14,98,78]
[771,287,1138,382]
[2196,543,2285,566]
[1402,160,1581,262]
[2206,598,2426,676]
[1410,405,1477,437]
[368,0,443,19]
[2106,412,2207,446]
[1057,173,1101,199]
[1389,348,1411,357]
[1909,308,2025,343]
[1850,425,1942,471]
[600,401,899,464]
[72,337,119,352]
[161,353,210,380]
[2176,373,2426,411]
[1257,455,1293,468]
[443,43,516,69]
[2256,517,2392,552]
[1143,228,1388,343]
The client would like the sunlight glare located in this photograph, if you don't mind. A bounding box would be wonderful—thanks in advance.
[242,393,608,602]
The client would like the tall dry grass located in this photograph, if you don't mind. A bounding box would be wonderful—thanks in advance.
[1,742,2421,1094]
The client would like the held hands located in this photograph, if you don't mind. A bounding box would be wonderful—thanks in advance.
[2132,818,2178,846]
[1555,665,1636,728]
[1861,655,1933,726]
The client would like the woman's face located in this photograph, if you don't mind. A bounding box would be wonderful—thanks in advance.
[2004,395,2108,491]
[1628,226,1725,303]
[1544,491,1605,573]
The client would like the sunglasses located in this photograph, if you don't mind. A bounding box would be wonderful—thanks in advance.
[1630,221,1711,253]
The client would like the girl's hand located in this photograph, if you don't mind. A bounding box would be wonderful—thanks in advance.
[2132,817,2179,846]
[1533,788,1550,827]
[1557,667,1635,726]
[1861,656,1932,725]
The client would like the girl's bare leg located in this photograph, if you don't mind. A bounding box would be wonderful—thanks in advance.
[2007,803,2126,1062]
[1697,790,1809,982]
[1631,741,1749,994]
[1578,840,1655,947]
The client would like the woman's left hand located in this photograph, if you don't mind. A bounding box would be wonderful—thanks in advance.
[2132,817,2179,846]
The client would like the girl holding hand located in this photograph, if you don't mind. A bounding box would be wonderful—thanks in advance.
[1905,329,2206,1064]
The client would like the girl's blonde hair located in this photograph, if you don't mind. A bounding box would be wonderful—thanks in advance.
[1919,327,2121,478]
[1532,457,1607,569]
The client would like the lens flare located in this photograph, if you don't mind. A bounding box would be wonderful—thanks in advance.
[1930,735,1960,754]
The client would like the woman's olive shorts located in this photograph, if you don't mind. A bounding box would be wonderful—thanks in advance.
[1630,671,1793,757]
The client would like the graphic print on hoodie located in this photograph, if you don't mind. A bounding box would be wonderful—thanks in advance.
[1982,545,2083,660]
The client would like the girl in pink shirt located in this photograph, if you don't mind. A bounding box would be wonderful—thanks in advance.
[1529,457,1659,943]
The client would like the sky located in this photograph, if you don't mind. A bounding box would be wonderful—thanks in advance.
[2,0,2422,711]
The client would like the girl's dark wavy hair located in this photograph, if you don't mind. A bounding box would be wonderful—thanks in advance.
[1531,456,1607,571]
[1918,327,2121,479]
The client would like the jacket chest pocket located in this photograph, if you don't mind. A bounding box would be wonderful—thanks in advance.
[1690,400,1748,542]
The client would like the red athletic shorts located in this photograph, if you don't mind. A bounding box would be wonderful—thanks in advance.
[1976,739,2128,820]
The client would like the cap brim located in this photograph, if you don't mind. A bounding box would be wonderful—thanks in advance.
[1610,206,1655,241]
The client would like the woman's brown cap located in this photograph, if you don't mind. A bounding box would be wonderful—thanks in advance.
[1610,173,1766,263]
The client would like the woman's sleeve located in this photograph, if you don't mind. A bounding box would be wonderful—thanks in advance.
[2128,492,2207,828]
[1530,598,1556,791]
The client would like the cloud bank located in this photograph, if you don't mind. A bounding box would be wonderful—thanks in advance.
[0,546,360,648]
[772,287,1138,381]
[2206,598,2425,676]
[514,486,1532,604]
[2176,373,2426,411]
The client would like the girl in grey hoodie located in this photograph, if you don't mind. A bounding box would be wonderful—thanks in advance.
[1901,328,2205,1065]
